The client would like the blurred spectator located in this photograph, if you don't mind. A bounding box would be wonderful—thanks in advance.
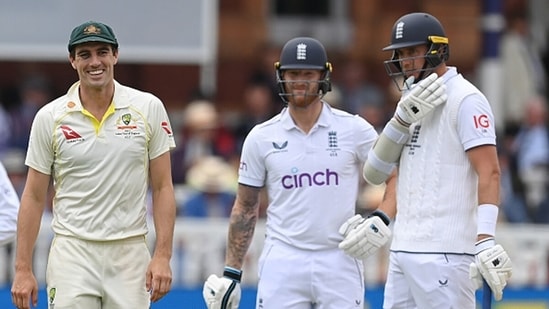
[232,81,280,152]
[7,74,53,151]
[498,144,530,223]
[0,103,10,155]
[249,42,282,103]
[500,9,547,131]
[0,148,27,197]
[509,95,549,223]
[171,100,236,183]
[336,59,386,116]
[179,156,237,218]
[322,83,344,110]
[361,104,387,133]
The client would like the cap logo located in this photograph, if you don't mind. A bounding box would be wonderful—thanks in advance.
[296,43,307,60]
[395,22,405,39]
[83,25,101,35]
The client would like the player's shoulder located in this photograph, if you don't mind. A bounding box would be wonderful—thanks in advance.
[447,75,488,106]
[35,91,72,119]
[112,82,169,117]
[328,105,357,119]
[241,113,286,147]
[115,81,161,104]
[325,104,372,128]
[445,67,482,97]
[250,111,283,132]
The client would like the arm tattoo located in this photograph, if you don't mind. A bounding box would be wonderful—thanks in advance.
[226,184,261,269]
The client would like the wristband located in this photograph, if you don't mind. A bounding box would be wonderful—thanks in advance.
[475,237,495,254]
[477,204,498,236]
[223,266,242,282]
[394,114,411,127]
[369,209,391,226]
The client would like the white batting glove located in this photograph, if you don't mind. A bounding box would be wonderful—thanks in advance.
[338,211,392,260]
[395,73,447,126]
[338,214,364,236]
[203,267,242,309]
[469,238,513,301]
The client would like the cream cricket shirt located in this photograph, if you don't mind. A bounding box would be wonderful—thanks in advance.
[26,81,175,241]
[239,102,378,251]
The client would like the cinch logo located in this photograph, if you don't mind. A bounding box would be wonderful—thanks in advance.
[281,168,339,189]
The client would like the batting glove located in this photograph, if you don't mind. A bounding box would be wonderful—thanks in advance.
[203,267,242,309]
[338,210,392,260]
[469,237,513,301]
[395,73,447,126]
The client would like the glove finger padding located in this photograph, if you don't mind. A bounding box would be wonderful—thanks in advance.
[468,262,483,290]
[396,73,447,125]
[338,214,364,237]
[474,244,513,301]
[416,74,446,101]
[338,216,391,260]
[203,274,242,309]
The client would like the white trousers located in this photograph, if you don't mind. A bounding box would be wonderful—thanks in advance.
[46,234,151,309]
[383,251,476,309]
[255,239,365,309]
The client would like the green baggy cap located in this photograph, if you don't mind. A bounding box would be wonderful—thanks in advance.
[68,21,118,51]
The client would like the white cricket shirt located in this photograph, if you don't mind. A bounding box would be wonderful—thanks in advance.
[392,67,497,254]
[239,102,378,250]
[26,81,175,241]
[0,162,20,245]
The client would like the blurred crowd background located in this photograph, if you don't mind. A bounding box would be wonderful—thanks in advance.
[0,0,549,306]
[1,0,547,226]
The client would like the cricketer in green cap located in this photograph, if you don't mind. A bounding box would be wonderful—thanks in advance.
[68,21,118,52]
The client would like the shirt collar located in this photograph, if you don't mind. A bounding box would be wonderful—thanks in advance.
[279,101,332,131]
[441,66,458,83]
[64,80,128,111]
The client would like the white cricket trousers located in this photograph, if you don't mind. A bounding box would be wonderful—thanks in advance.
[383,251,476,309]
[46,234,151,309]
[255,238,365,309]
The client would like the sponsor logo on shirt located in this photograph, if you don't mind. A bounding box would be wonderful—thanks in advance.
[48,287,56,307]
[473,114,491,134]
[327,130,340,157]
[272,141,288,153]
[281,167,339,189]
[404,124,421,155]
[116,113,138,130]
[438,279,448,287]
[60,125,84,143]
[239,161,247,172]
[115,113,141,138]
[272,141,288,150]
[161,121,173,135]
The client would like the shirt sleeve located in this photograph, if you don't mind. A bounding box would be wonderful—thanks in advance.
[25,106,55,175]
[457,93,497,151]
[237,127,266,188]
[148,95,176,160]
